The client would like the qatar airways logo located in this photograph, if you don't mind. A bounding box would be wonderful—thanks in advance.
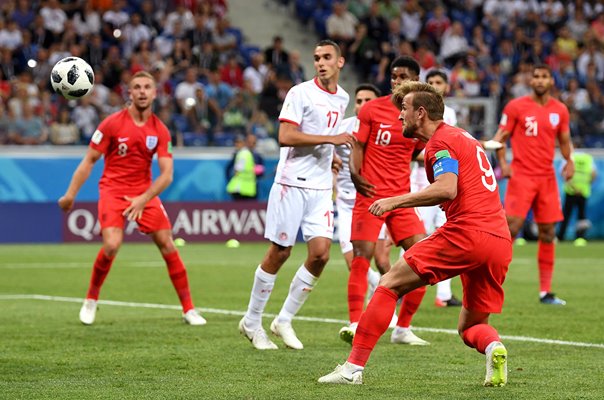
[64,203,267,242]
[172,209,266,235]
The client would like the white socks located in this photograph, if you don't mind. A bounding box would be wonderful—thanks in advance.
[436,278,453,301]
[367,268,380,290]
[244,265,277,330]
[277,264,318,324]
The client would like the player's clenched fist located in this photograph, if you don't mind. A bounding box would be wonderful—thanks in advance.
[58,195,74,212]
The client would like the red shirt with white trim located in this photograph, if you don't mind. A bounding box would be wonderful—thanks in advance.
[499,95,570,177]
[89,109,172,196]
[355,95,424,197]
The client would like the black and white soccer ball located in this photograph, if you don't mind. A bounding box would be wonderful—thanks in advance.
[50,57,95,100]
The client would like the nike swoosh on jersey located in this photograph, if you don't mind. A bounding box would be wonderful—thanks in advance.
[379,123,392,128]
[118,137,129,142]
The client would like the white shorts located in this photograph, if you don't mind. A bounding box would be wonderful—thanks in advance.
[336,196,354,254]
[418,205,446,234]
[264,183,334,247]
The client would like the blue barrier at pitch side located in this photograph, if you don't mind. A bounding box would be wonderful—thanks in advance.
[0,151,603,241]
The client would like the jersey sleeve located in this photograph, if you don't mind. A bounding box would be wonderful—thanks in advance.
[354,102,371,143]
[426,137,459,178]
[559,104,570,136]
[89,116,113,154]
[499,101,518,134]
[278,85,303,126]
[156,119,173,158]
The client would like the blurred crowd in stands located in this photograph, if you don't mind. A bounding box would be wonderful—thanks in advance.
[1,0,604,148]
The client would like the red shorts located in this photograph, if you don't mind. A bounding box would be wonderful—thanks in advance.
[404,226,512,313]
[351,196,426,244]
[505,174,563,224]
[98,194,172,234]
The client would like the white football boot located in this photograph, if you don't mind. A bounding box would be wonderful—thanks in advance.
[390,327,430,345]
[183,309,207,326]
[318,362,363,384]
[270,318,304,350]
[484,342,507,387]
[238,317,278,350]
[79,299,97,325]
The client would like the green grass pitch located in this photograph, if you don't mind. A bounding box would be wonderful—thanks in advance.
[1,242,603,399]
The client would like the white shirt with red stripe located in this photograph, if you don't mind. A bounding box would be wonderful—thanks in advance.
[276,78,349,190]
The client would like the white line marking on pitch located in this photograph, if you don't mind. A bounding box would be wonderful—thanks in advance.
[1,294,603,349]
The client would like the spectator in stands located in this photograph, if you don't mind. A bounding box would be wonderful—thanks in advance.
[11,0,35,30]
[72,1,101,37]
[205,68,234,109]
[213,18,238,63]
[40,0,68,39]
[425,5,450,46]
[103,0,129,29]
[220,54,244,88]
[264,36,289,69]
[399,0,423,44]
[567,8,590,43]
[0,20,23,51]
[9,103,47,145]
[349,23,380,81]
[243,52,269,96]
[49,108,80,145]
[577,40,604,83]
[185,85,221,140]
[440,22,470,67]
[187,14,214,55]
[72,96,99,142]
[278,49,305,86]
[562,78,592,111]
[165,3,196,34]
[326,1,358,57]
[175,67,204,113]
[123,13,153,59]
[223,92,252,135]
[360,1,388,45]
[101,91,125,117]
[195,40,220,77]
[378,0,400,20]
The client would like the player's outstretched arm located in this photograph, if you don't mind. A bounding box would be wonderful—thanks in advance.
[123,156,174,221]
[278,122,356,147]
[369,173,458,216]
[58,148,103,212]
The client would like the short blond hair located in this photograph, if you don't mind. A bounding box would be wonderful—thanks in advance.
[129,71,156,87]
[391,81,444,121]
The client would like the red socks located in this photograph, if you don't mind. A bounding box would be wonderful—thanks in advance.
[348,256,371,323]
[163,251,195,313]
[462,323,501,354]
[396,286,427,328]
[538,241,555,293]
[86,248,115,300]
[348,286,398,367]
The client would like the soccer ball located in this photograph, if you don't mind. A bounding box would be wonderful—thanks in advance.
[50,57,95,100]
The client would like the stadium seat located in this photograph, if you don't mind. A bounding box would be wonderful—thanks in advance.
[313,9,331,39]
[182,132,209,147]
[296,0,317,24]
[240,44,262,66]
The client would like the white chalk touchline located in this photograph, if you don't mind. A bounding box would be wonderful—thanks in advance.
[0,294,602,349]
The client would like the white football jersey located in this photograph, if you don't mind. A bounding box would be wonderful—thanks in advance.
[275,78,349,190]
[334,116,357,200]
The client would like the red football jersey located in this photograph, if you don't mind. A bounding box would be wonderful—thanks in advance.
[89,109,172,196]
[425,123,510,239]
[355,95,424,197]
[499,95,570,177]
